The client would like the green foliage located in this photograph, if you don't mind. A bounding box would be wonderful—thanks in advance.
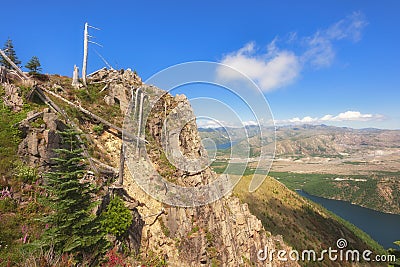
[25,56,42,74]
[15,164,38,183]
[211,258,222,267]
[62,83,122,127]
[0,197,17,212]
[158,218,170,237]
[100,196,133,239]
[0,38,21,69]
[29,117,45,128]
[139,249,168,267]
[388,241,400,266]
[205,230,214,244]
[39,128,109,263]
[0,95,29,177]
[93,123,104,135]
[234,175,386,266]
[188,225,199,236]
[210,160,259,176]
[155,150,177,182]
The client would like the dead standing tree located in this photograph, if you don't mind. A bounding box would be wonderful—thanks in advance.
[0,66,7,83]
[72,65,80,88]
[133,88,148,158]
[82,22,101,87]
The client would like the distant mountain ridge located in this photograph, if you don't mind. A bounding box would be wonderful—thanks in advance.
[199,123,400,157]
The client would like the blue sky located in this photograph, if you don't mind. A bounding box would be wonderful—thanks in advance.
[1,1,399,129]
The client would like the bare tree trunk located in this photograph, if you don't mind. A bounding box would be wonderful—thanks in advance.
[134,88,141,155]
[72,65,80,87]
[0,49,29,80]
[164,100,167,151]
[134,88,141,120]
[82,22,88,87]
[0,66,6,83]
[137,91,145,157]
[118,144,125,185]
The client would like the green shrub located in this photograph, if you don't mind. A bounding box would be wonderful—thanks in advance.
[0,100,27,177]
[188,225,199,236]
[101,196,133,239]
[15,165,38,183]
[0,198,17,212]
[93,123,104,135]
[158,218,170,237]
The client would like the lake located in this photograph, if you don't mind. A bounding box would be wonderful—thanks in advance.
[296,190,400,249]
[204,140,239,150]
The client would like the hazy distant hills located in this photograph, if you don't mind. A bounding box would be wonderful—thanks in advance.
[198,124,400,158]
[274,124,400,157]
[200,124,400,214]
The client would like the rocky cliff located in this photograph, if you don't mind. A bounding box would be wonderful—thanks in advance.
[14,69,298,266]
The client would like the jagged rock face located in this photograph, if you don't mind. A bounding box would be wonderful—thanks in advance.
[120,83,299,266]
[1,83,24,112]
[18,108,66,170]
[163,198,289,266]
[88,68,142,113]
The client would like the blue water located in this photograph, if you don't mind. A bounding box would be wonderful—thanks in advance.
[297,190,400,249]
[216,141,238,149]
[204,141,238,150]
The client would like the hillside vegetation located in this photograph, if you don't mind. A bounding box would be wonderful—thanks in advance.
[234,175,386,267]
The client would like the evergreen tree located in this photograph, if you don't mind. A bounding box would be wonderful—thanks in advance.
[25,56,42,74]
[101,196,133,242]
[40,128,109,263]
[0,38,21,69]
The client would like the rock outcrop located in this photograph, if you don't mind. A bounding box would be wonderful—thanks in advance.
[2,83,24,112]
[117,80,299,266]
[18,108,66,170]
[88,68,142,113]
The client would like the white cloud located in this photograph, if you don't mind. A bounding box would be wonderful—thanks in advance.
[196,119,224,128]
[276,110,384,125]
[326,11,368,42]
[302,33,335,68]
[287,116,319,124]
[328,111,383,122]
[302,11,368,68]
[243,120,258,126]
[196,118,259,128]
[216,12,368,91]
[217,40,301,92]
